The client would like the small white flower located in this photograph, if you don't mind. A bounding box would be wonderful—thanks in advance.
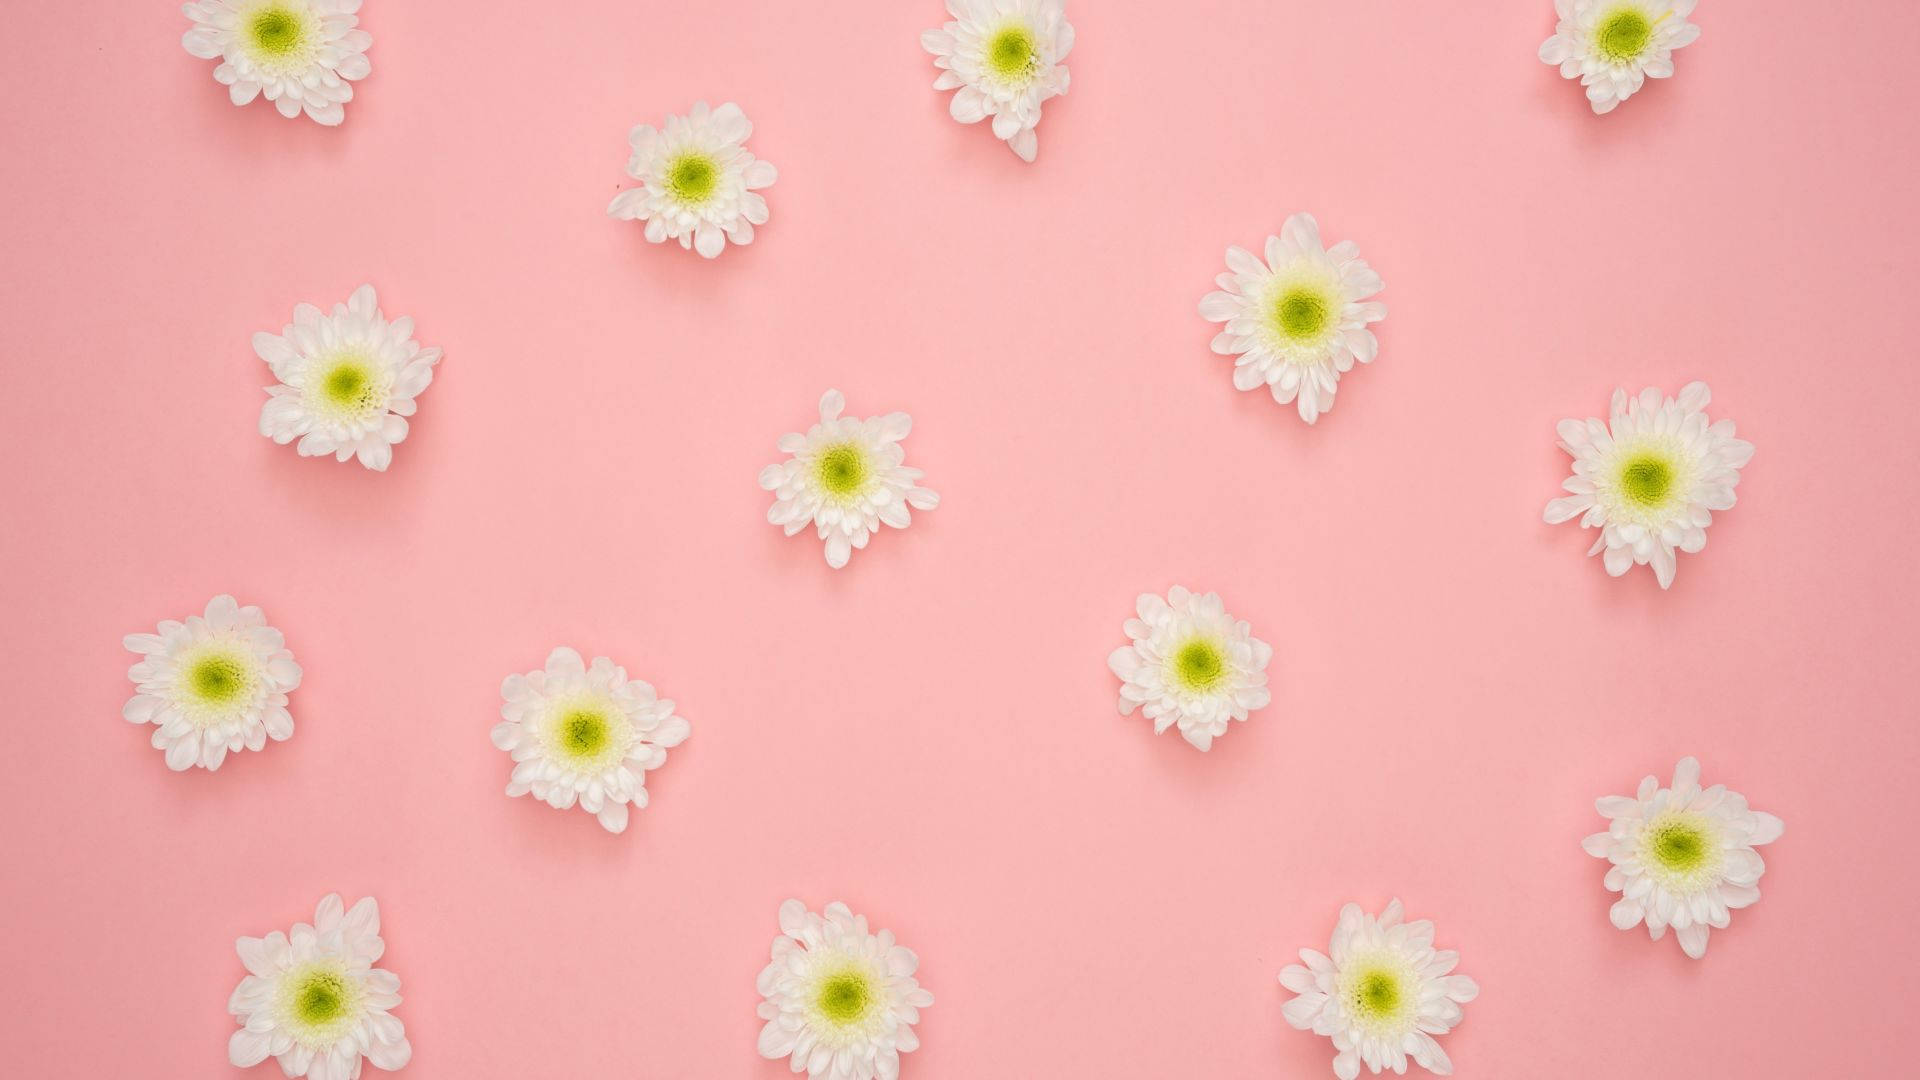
[921,0,1073,162]
[607,101,776,259]
[1199,213,1386,424]
[255,284,442,472]
[1279,900,1479,1080]
[228,893,411,1080]
[181,1,372,126]
[759,390,940,570]
[1543,380,1752,589]
[491,646,689,834]
[1583,756,1783,959]
[756,899,933,1080]
[1539,0,1700,114]
[1106,586,1272,752]
[123,594,301,772]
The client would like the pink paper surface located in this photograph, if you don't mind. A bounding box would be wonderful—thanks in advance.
[3,2,1916,1076]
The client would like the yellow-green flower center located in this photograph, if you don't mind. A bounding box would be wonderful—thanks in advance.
[665,153,720,204]
[1351,968,1403,1020]
[294,971,347,1025]
[816,971,873,1026]
[558,707,610,759]
[986,24,1037,81]
[1172,639,1227,692]
[316,356,385,418]
[1648,817,1710,873]
[1618,453,1675,508]
[187,651,252,707]
[1596,7,1654,62]
[814,444,869,497]
[248,5,307,57]
[1272,287,1332,342]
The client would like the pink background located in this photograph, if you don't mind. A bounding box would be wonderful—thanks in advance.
[3,1,1917,1076]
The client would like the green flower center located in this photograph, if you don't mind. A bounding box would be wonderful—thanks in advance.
[1596,7,1654,62]
[665,153,720,204]
[558,708,610,759]
[986,25,1037,81]
[1272,287,1332,342]
[814,444,869,497]
[1618,453,1674,507]
[1649,818,1710,873]
[293,971,348,1026]
[1172,639,1227,692]
[816,971,873,1026]
[1350,969,1403,1020]
[317,357,384,417]
[248,6,306,56]
[187,653,250,706]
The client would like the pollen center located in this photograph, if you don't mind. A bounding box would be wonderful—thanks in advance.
[986,25,1038,81]
[247,6,306,56]
[1649,818,1709,872]
[315,357,386,418]
[817,971,872,1026]
[1618,453,1674,507]
[559,708,610,759]
[666,153,720,204]
[187,652,251,706]
[1273,287,1332,341]
[1596,7,1654,62]
[1351,969,1402,1020]
[295,972,346,1025]
[815,444,869,497]
[1172,639,1227,692]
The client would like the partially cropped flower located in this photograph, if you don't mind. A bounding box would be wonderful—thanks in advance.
[1107,586,1271,752]
[123,594,301,772]
[491,646,689,834]
[1279,900,1479,1079]
[1539,0,1700,114]
[607,101,776,258]
[759,390,940,570]
[228,893,410,1079]
[921,0,1073,162]
[757,899,933,1080]
[181,1,371,126]
[1543,381,1752,589]
[1583,756,1783,959]
[255,284,442,472]
[1199,214,1386,424]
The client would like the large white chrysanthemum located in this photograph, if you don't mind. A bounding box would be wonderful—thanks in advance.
[1539,0,1700,114]
[228,893,411,1080]
[757,899,933,1080]
[491,646,689,834]
[1279,900,1479,1080]
[123,594,301,772]
[607,101,776,259]
[1106,586,1272,752]
[1199,214,1386,424]
[1583,756,1783,960]
[920,0,1073,162]
[759,390,940,570]
[255,284,442,472]
[1543,381,1752,589]
[181,1,371,126]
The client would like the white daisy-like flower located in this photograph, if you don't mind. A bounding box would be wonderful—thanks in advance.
[1106,586,1272,752]
[1539,0,1700,115]
[123,594,301,772]
[1583,756,1783,959]
[758,390,940,570]
[1198,213,1386,424]
[228,893,411,1080]
[607,101,776,259]
[1543,381,1752,589]
[1279,900,1479,1080]
[490,646,689,834]
[255,284,442,472]
[920,0,1073,163]
[756,899,933,1080]
[181,1,371,126]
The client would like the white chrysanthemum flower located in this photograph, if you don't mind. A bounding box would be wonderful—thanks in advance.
[1106,586,1272,752]
[181,1,371,126]
[758,390,940,570]
[607,101,776,259]
[255,284,442,472]
[920,0,1073,163]
[122,594,301,772]
[1279,900,1479,1080]
[1539,0,1700,114]
[1543,381,1752,589]
[1583,756,1783,960]
[491,646,689,834]
[757,899,933,1080]
[1198,214,1386,424]
[228,893,411,1080]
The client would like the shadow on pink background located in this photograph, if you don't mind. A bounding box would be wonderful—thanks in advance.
[2,1,1916,1076]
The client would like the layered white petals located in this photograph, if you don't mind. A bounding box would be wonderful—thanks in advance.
[1198,213,1387,424]
[1542,381,1752,589]
[759,389,939,569]
[1538,0,1700,114]
[182,1,371,126]
[491,646,689,834]
[756,899,933,1080]
[123,594,301,771]
[921,0,1073,162]
[1583,756,1782,959]
[1107,586,1272,752]
[255,284,443,472]
[607,101,776,258]
[228,893,410,1077]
